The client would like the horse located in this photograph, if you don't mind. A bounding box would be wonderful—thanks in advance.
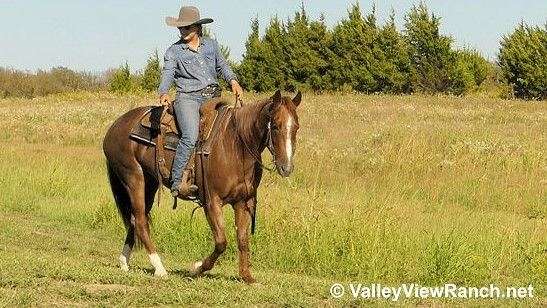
[102,90,301,283]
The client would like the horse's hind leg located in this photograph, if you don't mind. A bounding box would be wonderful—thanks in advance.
[107,164,135,272]
[144,176,159,233]
[190,196,227,276]
[120,226,135,272]
[123,170,167,277]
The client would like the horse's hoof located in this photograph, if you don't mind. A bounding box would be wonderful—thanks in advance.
[119,256,129,272]
[242,275,256,284]
[154,268,168,278]
[189,261,203,276]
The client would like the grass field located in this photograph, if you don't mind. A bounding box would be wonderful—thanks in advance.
[0,91,545,306]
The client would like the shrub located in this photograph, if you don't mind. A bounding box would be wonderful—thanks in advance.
[450,55,477,95]
[0,66,103,98]
[457,49,490,87]
[450,49,491,94]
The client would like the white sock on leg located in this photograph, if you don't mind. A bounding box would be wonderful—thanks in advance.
[149,253,167,277]
[118,244,132,272]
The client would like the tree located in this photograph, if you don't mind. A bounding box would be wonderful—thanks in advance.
[237,18,274,92]
[235,1,498,96]
[261,16,290,90]
[375,12,411,93]
[307,15,334,91]
[328,3,382,92]
[283,5,330,91]
[109,62,132,93]
[141,50,161,92]
[404,2,455,93]
[498,23,547,100]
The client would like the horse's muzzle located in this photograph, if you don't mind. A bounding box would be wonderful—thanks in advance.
[278,163,293,177]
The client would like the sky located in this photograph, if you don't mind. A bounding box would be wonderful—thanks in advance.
[0,0,545,73]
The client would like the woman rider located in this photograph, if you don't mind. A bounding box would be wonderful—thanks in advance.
[158,6,243,198]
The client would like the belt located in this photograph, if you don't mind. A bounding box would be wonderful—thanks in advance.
[199,84,221,98]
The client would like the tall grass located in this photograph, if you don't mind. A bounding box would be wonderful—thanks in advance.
[0,92,544,298]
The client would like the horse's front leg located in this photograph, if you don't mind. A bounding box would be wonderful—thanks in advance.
[234,198,256,283]
[190,195,226,276]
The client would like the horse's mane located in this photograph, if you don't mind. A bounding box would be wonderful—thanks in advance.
[235,98,270,122]
[232,98,272,147]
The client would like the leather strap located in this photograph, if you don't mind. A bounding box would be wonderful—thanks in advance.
[154,107,171,181]
[198,106,232,155]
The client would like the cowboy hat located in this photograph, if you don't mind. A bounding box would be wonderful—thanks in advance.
[165,6,213,28]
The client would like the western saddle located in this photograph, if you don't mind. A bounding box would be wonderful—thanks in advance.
[129,98,233,205]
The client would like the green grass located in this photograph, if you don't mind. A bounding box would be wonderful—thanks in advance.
[0,91,545,306]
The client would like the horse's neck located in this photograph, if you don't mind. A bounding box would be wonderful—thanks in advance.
[232,100,270,156]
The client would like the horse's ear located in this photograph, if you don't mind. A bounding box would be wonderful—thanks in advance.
[271,89,282,103]
[292,91,302,107]
[267,89,283,114]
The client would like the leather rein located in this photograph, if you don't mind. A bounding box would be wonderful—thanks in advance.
[233,101,277,173]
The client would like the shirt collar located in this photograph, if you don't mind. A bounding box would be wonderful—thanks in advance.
[180,37,205,50]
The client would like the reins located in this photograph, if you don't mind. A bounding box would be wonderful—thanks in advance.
[232,97,278,234]
[238,124,276,172]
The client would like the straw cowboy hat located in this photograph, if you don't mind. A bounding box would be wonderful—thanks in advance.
[165,6,213,27]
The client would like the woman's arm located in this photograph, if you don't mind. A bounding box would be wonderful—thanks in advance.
[158,48,176,103]
[214,41,243,98]
[214,41,237,84]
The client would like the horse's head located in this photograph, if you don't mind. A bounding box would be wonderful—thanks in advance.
[266,90,302,177]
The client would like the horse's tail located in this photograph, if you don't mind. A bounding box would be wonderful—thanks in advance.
[106,163,133,230]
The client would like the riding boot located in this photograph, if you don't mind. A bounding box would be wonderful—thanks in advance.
[171,169,198,199]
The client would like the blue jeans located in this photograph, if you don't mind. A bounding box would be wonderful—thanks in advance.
[171,91,214,190]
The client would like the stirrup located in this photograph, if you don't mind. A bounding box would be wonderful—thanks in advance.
[172,168,198,199]
[171,184,198,197]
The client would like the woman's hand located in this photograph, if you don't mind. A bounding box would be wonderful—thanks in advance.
[159,94,171,107]
[230,80,243,100]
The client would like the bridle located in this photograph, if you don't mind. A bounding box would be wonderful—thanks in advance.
[230,96,281,173]
[237,116,277,172]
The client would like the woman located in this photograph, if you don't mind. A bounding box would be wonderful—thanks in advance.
[158,6,243,198]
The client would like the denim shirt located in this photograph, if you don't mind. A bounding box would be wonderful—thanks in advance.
[158,37,237,95]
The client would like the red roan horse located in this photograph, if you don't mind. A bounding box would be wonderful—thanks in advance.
[102,90,301,283]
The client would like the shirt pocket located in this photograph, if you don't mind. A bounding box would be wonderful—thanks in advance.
[178,55,198,77]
